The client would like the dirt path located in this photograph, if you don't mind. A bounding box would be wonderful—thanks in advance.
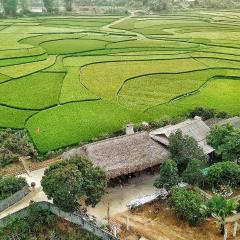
[101,11,146,40]
[0,170,157,222]
[113,202,239,240]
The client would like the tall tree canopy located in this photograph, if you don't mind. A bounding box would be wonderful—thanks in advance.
[207,124,240,162]
[41,157,107,212]
[169,130,207,174]
[2,0,18,15]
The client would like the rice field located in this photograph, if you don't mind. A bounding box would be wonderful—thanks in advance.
[0,11,240,152]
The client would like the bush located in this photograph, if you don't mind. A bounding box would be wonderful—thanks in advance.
[0,175,27,200]
[168,187,206,225]
[207,124,240,162]
[154,159,179,190]
[206,161,240,189]
[0,129,37,167]
[188,107,216,120]
[182,159,204,186]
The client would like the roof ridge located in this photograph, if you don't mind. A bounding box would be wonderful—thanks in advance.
[84,131,148,147]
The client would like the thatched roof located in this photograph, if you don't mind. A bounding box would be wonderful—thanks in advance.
[62,132,169,179]
[215,117,240,129]
[150,117,214,155]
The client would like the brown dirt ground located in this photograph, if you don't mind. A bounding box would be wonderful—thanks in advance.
[112,201,240,240]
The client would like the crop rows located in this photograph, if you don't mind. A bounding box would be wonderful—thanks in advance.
[0,12,239,152]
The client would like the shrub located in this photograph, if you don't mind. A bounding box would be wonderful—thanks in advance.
[0,175,27,200]
[207,124,240,161]
[182,159,204,186]
[205,161,240,189]
[207,194,237,234]
[169,130,207,174]
[188,107,216,120]
[0,129,37,167]
[168,187,206,225]
[154,159,179,190]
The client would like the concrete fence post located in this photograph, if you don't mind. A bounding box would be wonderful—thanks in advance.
[224,228,228,240]
[233,222,238,238]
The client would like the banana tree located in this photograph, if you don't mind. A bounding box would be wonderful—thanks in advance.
[207,194,237,234]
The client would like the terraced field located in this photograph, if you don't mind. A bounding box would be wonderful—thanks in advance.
[1,12,240,152]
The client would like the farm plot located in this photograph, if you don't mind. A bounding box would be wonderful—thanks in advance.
[0,12,240,153]
[0,72,65,109]
[146,78,240,118]
[26,101,146,152]
[79,58,208,100]
[118,68,240,110]
[0,105,37,129]
[40,39,109,55]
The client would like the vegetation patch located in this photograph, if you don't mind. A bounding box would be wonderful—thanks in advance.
[26,101,145,152]
[0,72,65,109]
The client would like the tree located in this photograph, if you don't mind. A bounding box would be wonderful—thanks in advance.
[20,0,30,14]
[41,157,107,211]
[43,0,54,12]
[169,130,207,174]
[182,159,204,186]
[154,159,179,190]
[207,194,237,234]
[0,175,27,200]
[2,0,17,15]
[64,0,73,11]
[70,156,107,207]
[0,129,37,167]
[207,124,240,162]
[205,161,240,189]
[168,187,206,225]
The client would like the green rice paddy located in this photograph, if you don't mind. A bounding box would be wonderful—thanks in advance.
[0,12,240,152]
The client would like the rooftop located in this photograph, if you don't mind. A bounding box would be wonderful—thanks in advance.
[62,132,169,179]
[150,117,214,155]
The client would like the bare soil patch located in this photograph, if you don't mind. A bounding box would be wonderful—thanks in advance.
[112,201,240,240]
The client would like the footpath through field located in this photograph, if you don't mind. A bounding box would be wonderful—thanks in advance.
[101,10,147,40]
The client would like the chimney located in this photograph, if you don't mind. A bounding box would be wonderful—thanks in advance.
[194,116,202,121]
[126,123,134,135]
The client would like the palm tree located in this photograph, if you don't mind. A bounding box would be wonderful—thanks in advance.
[207,194,237,234]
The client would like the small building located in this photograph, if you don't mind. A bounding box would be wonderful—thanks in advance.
[215,116,240,129]
[62,131,169,180]
[149,116,214,155]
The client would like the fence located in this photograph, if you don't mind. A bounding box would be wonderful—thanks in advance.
[0,186,30,212]
[0,201,119,240]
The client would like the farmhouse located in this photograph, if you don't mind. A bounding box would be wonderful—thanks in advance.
[150,116,214,155]
[62,131,169,179]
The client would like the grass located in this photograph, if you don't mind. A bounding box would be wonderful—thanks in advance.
[59,67,98,103]
[0,13,240,152]
[26,100,146,152]
[118,68,240,110]
[146,78,240,118]
[0,53,47,67]
[40,39,108,55]
[0,55,56,78]
[107,39,200,50]
[0,72,65,109]
[80,58,207,100]
[0,105,37,129]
